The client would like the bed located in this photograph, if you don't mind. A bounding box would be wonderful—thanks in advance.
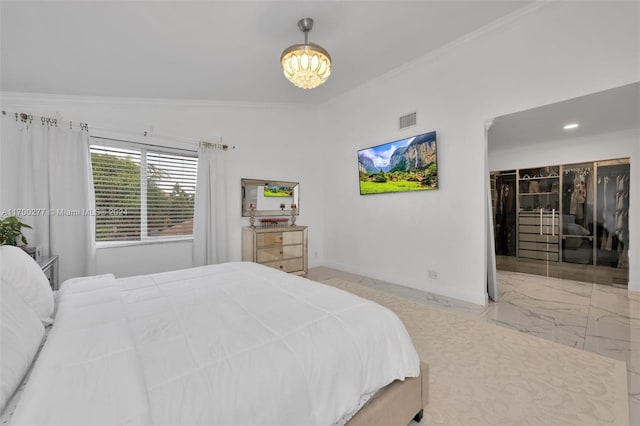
[1,246,428,425]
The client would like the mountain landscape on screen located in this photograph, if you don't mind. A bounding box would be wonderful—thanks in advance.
[358,131,438,195]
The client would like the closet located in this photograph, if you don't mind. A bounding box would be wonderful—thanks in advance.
[490,158,630,286]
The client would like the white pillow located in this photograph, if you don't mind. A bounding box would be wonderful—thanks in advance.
[0,246,54,324]
[0,278,45,413]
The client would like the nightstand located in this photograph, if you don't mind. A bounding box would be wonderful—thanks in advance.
[37,255,59,290]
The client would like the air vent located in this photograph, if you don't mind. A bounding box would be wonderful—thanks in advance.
[399,112,417,129]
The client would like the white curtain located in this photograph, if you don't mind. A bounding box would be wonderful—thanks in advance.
[193,143,228,266]
[0,115,95,281]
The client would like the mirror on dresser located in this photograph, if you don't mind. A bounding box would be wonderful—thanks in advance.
[241,178,299,217]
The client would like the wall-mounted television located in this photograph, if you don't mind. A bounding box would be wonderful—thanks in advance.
[264,185,294,197]
[357,131,438,195]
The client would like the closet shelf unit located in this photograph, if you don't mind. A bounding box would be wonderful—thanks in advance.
[516,166,560,262]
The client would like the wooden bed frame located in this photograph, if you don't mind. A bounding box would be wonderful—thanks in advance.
[347,362,429,426]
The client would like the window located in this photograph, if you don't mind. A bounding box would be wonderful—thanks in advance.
[90,138,198,243]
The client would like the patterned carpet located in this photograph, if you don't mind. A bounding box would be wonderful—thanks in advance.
[321,278,629,426]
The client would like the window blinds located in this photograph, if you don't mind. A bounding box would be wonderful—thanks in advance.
[90,140,198,242]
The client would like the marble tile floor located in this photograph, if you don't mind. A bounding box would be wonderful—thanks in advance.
[307,266,640,425]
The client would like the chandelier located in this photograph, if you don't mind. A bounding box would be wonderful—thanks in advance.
[280,18,331,89]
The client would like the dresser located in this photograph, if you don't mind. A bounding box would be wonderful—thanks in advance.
[242,226,308,275]
[517,210,560,262]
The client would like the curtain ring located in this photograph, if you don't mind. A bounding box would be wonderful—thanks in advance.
[41,117,46,125]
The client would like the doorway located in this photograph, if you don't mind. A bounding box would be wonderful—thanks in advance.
[486,83,638,288]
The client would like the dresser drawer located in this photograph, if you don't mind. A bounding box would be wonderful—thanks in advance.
[519,234,559,244]
[519,225,559,235]
[257,245,304,263]
[518,249,559,262]
[519,241,559,253]
[262,258,304,273]
[256,230,304,247]
[519,216,558,226]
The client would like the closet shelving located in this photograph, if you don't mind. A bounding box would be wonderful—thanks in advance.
[517,167,560,262]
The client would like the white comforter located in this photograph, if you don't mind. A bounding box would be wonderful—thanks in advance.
[11,262,420,426]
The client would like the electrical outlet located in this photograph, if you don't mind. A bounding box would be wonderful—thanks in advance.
[35,246,42,259]
[428,270,438,280]
[314,251,318,259]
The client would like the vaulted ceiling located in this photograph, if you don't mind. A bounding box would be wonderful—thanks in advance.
[1,1,532,104]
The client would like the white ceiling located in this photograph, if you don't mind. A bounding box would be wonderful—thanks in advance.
[488,82,640,151]
[1,1,532,104]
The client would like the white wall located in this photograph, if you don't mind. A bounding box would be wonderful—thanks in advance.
[490,129,639,172]
[320,1,640,304]
[489,129,640,291]
[0,95,326,278]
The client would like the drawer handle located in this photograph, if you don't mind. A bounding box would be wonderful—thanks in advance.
[280,251,283,255]
[279,265,284,269]
[539,208,543,236]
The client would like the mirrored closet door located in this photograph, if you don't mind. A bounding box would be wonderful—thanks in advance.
[491,158,630,287]
[491,171,517,257]
[561,163,594,265]
[595,160,630,272]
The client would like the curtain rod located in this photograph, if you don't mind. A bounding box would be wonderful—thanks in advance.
[91,136,199,155]
[1,110,235,150]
